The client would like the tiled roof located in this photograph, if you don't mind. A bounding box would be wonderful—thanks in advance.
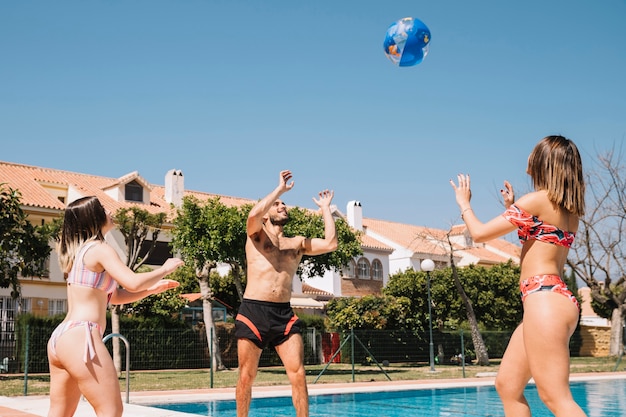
[454,244,514,264]
[362,217,449,256]
[1,160,520,264]
[0,160,254,221]
[484,236,522,257]
[302,282,334,297]
[362,217,520,263]
[450,224,521,262]
[358,233,394,252]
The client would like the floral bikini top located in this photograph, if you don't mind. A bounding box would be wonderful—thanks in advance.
[502,204,575,248]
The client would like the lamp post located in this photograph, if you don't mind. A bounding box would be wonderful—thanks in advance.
[421,258,436,372]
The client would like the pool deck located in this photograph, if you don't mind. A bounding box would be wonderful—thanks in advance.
[2,372,625,417]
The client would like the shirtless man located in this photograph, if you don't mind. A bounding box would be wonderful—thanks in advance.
[235,169,338,417]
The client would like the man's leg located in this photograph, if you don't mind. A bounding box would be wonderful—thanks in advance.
[236,338,262,417]
[275,333,308,417]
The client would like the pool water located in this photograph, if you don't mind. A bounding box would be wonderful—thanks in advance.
[151,378,626,416]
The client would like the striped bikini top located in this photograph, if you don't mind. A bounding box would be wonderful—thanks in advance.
[67,241,117,294]
[502,204,575,248]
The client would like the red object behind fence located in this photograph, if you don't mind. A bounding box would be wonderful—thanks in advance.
[322,332,341,363]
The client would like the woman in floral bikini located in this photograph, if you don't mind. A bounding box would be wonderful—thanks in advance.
[450,135,587,417]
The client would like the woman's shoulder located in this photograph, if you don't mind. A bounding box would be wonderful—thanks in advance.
[82,240,114,262]
[513,191,546,212]
[516,191,573,227]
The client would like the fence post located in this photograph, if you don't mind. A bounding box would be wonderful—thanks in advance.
[23,324,29,396]
[460,330,466,378]
[351,328,355,382]
[210,327,214,388]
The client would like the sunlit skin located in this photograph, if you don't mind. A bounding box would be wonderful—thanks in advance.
[236,170,337,417]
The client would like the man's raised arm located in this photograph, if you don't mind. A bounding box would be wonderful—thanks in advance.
[247,170,294,235]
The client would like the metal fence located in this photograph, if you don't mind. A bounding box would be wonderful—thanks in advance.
[2,323,609,396]
[1,324,518,374]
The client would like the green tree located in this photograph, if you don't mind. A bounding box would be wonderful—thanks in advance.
[357,262,522,334]
[113,207,183,318]
[171,196,363,370]
[0,183,58,298]
[283,207,363,279]
[381,261,522,365]
[114,207,167,270]
[123,265,188,318]
[171,196,248,370]
[325,294,413,331]
[445,262,522,332]
[207,270,243,312]
[382,268,433,334]
[110,206,174,374]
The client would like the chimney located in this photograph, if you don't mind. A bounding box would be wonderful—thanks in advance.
[165,169,184,207]
[346,200,363,231]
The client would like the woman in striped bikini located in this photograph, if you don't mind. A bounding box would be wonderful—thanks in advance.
[450,135,587,417]
[47,196,184,417]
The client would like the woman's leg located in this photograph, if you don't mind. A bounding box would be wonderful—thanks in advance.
[48,342,82,417]
[495,323,532,417]
[47,324,123,417]
[523,292,587,417]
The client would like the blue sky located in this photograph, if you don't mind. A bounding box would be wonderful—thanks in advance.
[1,0,624,230]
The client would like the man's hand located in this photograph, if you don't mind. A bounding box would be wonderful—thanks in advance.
[278,170,295,193]
[313,189,334,209]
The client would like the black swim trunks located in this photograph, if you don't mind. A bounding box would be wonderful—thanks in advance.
[235,298,302,349]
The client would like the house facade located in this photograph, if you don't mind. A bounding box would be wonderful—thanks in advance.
[301,200,522,299]
[1,160,522,339]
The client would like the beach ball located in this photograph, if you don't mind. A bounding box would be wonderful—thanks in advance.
[383,17,431,67]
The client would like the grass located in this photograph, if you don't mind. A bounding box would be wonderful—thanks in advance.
[1,356,623,397]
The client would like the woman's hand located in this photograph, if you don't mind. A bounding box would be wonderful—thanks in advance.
[147,279,180,295]
[161,258,185,275]
[500,180,515,208]
[450,174,472,211]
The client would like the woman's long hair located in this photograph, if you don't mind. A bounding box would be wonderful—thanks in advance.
[527,135,585,216]
[57,196,108,274]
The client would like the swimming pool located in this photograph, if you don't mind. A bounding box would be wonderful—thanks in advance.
[150,377,626,416]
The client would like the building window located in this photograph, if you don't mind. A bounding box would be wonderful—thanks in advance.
[125,181,143,202]
[342,260,356,278]
[357,258,370,279]
[20,298,32,314]
[139,240,174,265]
[0,297,17,342]
[48,299,67,316]
[41,256,51,278]
[464,231,474,248]
[434,260,447,270]
[372,259,383,281]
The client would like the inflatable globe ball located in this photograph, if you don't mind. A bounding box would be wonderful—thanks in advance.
[383,17,431,67]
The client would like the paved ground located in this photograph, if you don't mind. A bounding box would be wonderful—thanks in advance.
[2,373,624,417]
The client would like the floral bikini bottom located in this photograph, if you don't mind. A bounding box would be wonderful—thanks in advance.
[519,274,579,309]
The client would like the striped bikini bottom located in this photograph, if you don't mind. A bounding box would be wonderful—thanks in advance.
[48,320,103,363]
